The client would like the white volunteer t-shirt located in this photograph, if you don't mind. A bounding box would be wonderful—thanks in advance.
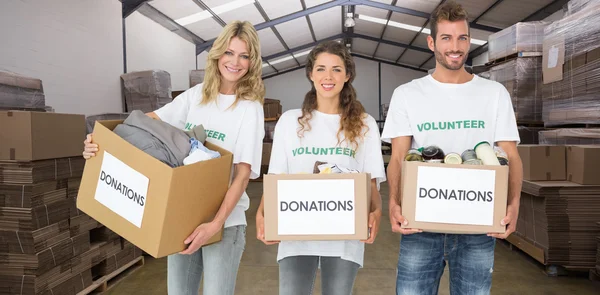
[154,83,264,228]
[268,109,386,267]
[381,74,520,154]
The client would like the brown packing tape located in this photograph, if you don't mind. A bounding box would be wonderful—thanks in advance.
[7,111,13,117]
[546,172,551,180]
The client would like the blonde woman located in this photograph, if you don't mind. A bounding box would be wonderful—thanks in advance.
[83,21,265,295]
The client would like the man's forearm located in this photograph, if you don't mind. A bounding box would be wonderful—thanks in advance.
[507,155,523,206]
[387,159,402,206]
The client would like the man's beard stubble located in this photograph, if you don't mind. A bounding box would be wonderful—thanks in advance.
[434,46,468,71]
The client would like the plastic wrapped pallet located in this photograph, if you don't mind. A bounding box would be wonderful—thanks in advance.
[538,128,600,145]
[189,70,205,88]
[542,3,600,126]
[488,22,547,61]
[121,70,172,113]
[488,57,543,122]
[0,71,45,110]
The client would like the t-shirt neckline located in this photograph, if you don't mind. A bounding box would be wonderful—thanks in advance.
[426,74,478,88]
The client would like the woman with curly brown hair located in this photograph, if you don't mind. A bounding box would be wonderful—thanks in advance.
[255,40,386,295]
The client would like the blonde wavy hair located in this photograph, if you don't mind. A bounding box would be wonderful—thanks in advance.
[201,21,265,105]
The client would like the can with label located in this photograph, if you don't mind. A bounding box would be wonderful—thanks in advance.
[421,145,445,161]
[497,157,509,166]
[404,149,423,162]
[425,159,443,163]
[461,149,478,162]
[463,159,483,165]
[444,153,463,164]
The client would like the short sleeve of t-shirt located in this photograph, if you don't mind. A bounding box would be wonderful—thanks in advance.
[154,84,200,129]
[233,101,265,179]
[363,116,387,188]
[381,87,412,143]
[494,86,521,144]
[267,112,290,175]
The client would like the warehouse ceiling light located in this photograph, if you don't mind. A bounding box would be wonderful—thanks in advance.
[175,0,256,26]
[357,14,487,46]
[263,49,313,67]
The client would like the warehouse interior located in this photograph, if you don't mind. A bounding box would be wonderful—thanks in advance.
[1,0,600,294]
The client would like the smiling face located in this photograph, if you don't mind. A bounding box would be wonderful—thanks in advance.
[428,19,471,71]
[218,37,250,90]
[309,52,349,101]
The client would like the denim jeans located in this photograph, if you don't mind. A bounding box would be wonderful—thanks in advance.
[167,225,246,295]
[279,256,360,295]
[396,232,495,295]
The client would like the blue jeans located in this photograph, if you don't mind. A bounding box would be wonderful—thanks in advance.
[396,233,495,295]
[167,225,246,295]
[279,256,360,295]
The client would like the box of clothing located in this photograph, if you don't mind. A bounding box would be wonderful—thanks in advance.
[0,111,85,161]
[400,161,509,234]
[76,111,233,258]
[263,171,372,241]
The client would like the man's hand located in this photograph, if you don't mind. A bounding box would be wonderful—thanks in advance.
[488,203,519,239]
[256,208,279,245]
[180,222,221,255]
[390,202,422,235]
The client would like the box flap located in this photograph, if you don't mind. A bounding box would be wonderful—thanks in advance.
[0,111,32,160]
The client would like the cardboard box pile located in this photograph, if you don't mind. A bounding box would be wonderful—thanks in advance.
[0,71,46,111]
[189,70,205,88]
[487,57,543,122]
[542,2,600,126]
[85,113,130,134]
[0,111,143,294]
[539,128,600,145]
[596,222,600,274]
[264,98,282,119]
[518,126,544,144]
[513,144,600,270]
[518,181,600,269]
[120,70,172,113]
[487,21,547,61]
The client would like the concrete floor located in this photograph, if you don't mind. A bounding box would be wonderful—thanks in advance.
[106,182,599,295]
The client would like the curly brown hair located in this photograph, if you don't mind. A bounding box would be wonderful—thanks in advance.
[297,41,367,149]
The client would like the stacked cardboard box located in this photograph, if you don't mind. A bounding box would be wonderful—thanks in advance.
[0,71,45,111]
[518,182,600,269]
[487,57,543,122]
[189,70,205,88]
[264,98,282,120]
[596,222,600,274]
[539,129,600,145]
[0,111,143,294]
[488,22,547,61]
[542,2,600,126]
[85,113,130,134]
[120,70,172,113]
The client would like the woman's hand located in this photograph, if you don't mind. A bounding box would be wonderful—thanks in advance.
[362,207,382,244]
[179,221,221,255]
[82,134,98,159]
[256,208,279,245]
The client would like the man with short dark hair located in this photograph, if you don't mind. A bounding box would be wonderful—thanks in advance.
[381,1,523,294]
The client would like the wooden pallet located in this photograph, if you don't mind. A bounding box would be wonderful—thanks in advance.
[77,256,145,295]
[486,51,543,66]
[590,269,600,283]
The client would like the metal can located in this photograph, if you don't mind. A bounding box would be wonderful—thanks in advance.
[404,153,423,162]
[421,145,445,161]
[461,149,478,162]
[463,159,483,165]
[497,157,509,166]
[444,153,463,164]
[425,159,443,163]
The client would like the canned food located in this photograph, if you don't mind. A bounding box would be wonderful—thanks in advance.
[404,153,423,162]
[474,141,501,165]
[463,159,483,165]
[444,153,463,164]
[497,157,509,166]
[425,159,443,163]
[421,145,445,161]
[461,149,478,162]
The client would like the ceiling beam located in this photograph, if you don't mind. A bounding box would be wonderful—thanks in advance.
[349,33,431,54]
[300,0,318,42]
[254,1,301,67]
[372,0,398,58]
[351,53,428,73]
[263,34,345,61]
[347,0,429,18]
[192,0,227,27]
[121,0,150,18]
[262,65,306,80]
[471,0,506,24]
[522,0,568,22]
[136,3,205,44]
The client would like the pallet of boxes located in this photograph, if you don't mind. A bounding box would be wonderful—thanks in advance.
[505,0,600,278]
[484,20,547,144]
[0,73,143,295]
[255,98,282,181]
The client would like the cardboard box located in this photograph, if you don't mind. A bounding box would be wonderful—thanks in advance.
[566,145,600,184]
[400,161,509,234]
[518,145,566,181]
[262,142,272,166]
[77,120,233,258]
[0,111,85,161]
[264,173,371,241]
